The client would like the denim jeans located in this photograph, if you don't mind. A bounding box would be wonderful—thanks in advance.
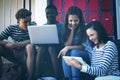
[62,49,90,80]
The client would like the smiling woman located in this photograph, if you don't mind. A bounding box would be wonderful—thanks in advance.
[64,21,120,80]
[57,6,93,80]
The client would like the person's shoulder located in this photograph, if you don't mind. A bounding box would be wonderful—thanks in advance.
[105,41,117,49]
[57,22,64,27]
[5,24,18,29]
[107,41,115,46]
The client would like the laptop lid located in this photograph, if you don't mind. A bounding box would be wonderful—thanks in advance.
[28,25,59,44]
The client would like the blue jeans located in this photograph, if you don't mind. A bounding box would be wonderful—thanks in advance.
[62,49,90,80]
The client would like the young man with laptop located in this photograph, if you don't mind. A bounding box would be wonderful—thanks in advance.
[26,4,64,80]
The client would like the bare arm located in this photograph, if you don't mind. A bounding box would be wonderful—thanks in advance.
[66,45,85,50]
[0,36,8,46]
[13,40,30,48]
[0,40,8,46]
[58,45,85,58]
[5,40,30,49]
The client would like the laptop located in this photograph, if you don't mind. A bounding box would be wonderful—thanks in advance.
[28,25,59,44]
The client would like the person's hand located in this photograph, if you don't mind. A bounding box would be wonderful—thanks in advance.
[57,46,69,58]
[65,58,82,70]
[68,25,75,30]
[5,42,15,49]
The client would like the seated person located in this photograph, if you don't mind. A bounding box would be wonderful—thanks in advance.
[64,21,120,80]
[26,4,64,80]
[0,8,36,80]
[58,6,92,80]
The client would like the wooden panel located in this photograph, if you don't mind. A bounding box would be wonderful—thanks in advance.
[53,0,63,22]
[101,0,112,10]
[88,12,99,22]
[76,0,86,12]
[53,0,62,14]
[102,12,113,35]
[56,15,62,22]
[88,0,98,11]
[64,0,74,13]
[83,14,86,22]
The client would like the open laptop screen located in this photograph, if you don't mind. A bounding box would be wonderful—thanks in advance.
[28,25,59,44]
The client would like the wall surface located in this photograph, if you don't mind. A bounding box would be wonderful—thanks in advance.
[35,0,47,25]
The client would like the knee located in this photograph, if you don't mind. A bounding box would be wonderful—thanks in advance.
[26,44,33,50]
[48,46,53,52]
[71,49,86,53]
[71,49,80,53]
[48,46,54,51]
[48,46,58,56]
[34,45,46,57]
[70,49,84,56]
[26,44,35,56]
[70,49,89,58]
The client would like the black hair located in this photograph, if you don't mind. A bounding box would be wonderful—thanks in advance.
[15,8,32,20]
[86,21,108,44]
[45,4,58,14]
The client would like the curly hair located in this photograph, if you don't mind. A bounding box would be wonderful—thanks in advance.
[15,8,32,20]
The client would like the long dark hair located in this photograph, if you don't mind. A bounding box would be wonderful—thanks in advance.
[86,21,108,44]
[62,6,86,45]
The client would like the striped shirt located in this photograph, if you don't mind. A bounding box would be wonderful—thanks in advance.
[0,22,36,42]
[81,41,120,77]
